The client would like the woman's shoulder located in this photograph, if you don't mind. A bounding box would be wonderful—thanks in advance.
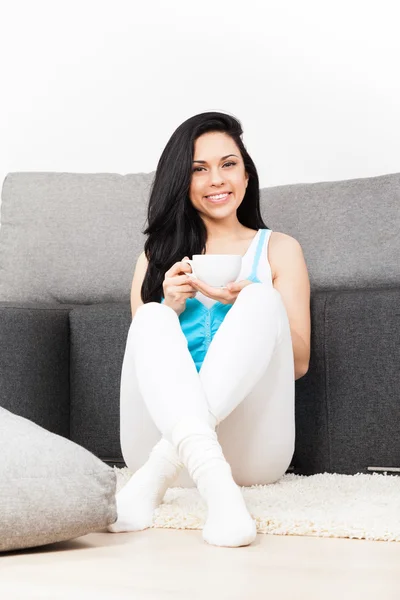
[138,250,149,266]
[269,231,298,244]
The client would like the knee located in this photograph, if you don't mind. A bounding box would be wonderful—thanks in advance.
[136,301,175,317]
[136,301,161,314]
[132,301,178,330]
[236,284,285,338]
[239,282,281,305]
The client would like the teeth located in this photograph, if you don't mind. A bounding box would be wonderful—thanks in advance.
[207,193,229,200]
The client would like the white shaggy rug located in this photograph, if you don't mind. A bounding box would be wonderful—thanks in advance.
[113,467,400,542]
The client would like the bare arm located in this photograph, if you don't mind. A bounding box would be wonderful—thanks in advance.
[272,234,311,380]
[130,251,148,319]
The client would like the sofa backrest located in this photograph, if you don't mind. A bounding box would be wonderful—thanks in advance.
[0,171,399,304]
[260,172,400,291]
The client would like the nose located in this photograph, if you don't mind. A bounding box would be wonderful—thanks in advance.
[207,166,226,187]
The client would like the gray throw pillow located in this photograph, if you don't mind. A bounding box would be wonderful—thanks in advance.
[0,407,117,552]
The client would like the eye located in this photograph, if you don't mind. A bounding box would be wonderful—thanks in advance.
[192,161,236,173]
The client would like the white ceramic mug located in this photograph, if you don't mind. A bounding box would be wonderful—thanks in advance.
[182,254,242,288]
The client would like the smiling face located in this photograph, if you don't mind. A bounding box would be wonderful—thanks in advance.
[189,131,249,222]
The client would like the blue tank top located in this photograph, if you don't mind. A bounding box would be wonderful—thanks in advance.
[161,228,270,372]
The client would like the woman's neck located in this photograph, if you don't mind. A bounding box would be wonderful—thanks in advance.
[205,226,258,255]
[204,219,249,243]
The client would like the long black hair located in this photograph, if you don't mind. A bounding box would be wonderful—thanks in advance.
[141,111,269,303]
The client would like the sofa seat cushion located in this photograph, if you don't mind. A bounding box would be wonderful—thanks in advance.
[0,407,117,553]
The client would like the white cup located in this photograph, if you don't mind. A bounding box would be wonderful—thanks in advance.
[182,255,242,288]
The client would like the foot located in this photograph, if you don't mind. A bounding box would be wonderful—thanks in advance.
[171,416,257,548]
[107,438,183,533]
[199,465,257,547]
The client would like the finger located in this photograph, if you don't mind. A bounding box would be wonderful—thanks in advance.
[178,257,194,275]
[164,274,192,285]
[179,260,193,274]
[192,280,225,298]
[168,284,196,294]
[227,280,251,292]
[179,288,198,296]
[165,258,192,278]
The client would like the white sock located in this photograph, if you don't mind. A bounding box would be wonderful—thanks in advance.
[172,417,257,548]
[107,438,183,533]
[197,462,256,547]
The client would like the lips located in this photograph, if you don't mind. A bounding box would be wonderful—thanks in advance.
[205,192,232,204]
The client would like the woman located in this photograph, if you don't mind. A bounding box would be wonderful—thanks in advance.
[108,111,311,547]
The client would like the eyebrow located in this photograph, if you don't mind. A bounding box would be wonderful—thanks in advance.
[192,154,239,164]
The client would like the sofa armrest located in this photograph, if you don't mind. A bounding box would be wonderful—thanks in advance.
[0,302,75,438]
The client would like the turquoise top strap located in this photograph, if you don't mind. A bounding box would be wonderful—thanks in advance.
[248,229,267,279]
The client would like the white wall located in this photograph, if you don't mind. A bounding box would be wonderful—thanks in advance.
[1,0,399,217]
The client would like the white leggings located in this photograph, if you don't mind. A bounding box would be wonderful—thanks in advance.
[120,283,295,487]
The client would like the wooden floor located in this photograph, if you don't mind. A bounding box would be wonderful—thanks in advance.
[1,529,399,599]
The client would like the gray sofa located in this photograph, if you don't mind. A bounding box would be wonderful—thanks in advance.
[0,171,399,477]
